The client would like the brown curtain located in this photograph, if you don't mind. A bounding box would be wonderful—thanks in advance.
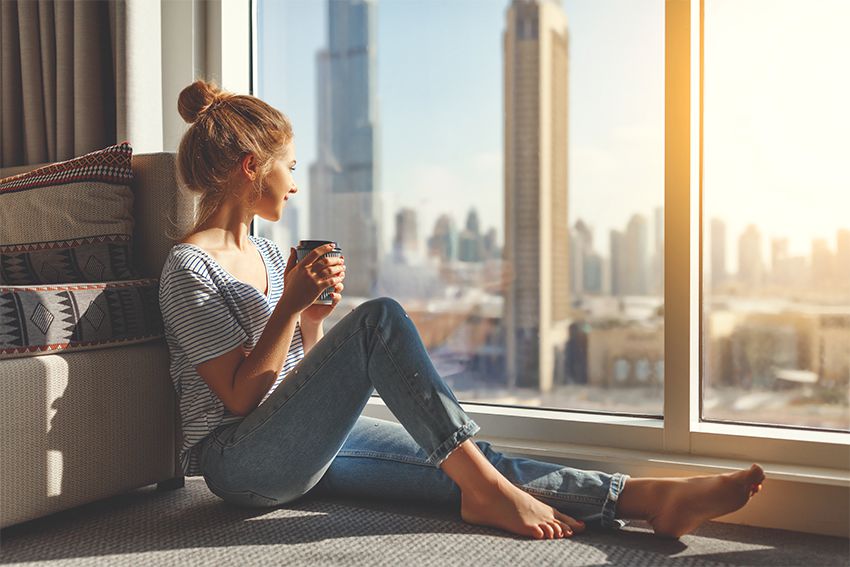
[1,0,127,167]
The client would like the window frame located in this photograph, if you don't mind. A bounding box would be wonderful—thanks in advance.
[242,0,849,472]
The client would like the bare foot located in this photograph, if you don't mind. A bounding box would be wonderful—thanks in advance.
[649,464,766,538]
[460,475,586,540]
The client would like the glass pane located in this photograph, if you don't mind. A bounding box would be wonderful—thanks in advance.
[703,0,850,431]
[255,0,664,416]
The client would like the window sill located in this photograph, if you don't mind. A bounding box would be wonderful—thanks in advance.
[692,420,850,445]
[365,396,848,466]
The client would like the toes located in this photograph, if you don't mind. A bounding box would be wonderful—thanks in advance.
[555,518,573,537]
[556,511,584,533]
[532,525,545,539]
[550,521,564,538]
[749,463,765,483]
[539,522,555,539]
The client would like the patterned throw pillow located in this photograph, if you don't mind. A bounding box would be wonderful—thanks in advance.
[0,143,139,284]
[0,279,162,360]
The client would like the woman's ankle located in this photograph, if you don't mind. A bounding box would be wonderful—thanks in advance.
[615,477,666,521]
[440,439,502,494]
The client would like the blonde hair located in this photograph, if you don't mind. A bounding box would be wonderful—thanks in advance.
[168,79,293,241]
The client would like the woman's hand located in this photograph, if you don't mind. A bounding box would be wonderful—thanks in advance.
[301,255,345,325]
[282,243,346,317]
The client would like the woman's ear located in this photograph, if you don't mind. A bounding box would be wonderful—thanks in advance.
[241,153,258,181]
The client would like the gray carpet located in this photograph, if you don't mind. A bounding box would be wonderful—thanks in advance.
[0,478,847,566]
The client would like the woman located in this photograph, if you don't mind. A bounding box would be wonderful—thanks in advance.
[159,80,765,541]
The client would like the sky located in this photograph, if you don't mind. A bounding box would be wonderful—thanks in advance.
[257,0,848,269]
[704,0,850,266]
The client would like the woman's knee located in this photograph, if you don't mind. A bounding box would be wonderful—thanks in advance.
[356,296,407,322]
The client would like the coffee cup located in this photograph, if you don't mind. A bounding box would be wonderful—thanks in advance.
[295,239,343,305]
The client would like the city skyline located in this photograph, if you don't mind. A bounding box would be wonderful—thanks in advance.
[256,0,664,257]
[258,0,848,265]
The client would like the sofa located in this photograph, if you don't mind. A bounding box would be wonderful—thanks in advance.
[0,152,194,528]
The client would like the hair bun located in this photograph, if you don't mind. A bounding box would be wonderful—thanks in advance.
[178,80,222,124]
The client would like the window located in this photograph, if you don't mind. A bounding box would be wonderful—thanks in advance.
[250,0,849,472]
[702,0,850,432]
[255,0,665,418]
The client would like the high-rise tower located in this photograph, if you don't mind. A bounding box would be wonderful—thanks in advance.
[711,218,727,289]
[738,224,764,288]
[625,214,649,295]
[392,207,419,264]
[503,0,569,392]
[309,0,381,297]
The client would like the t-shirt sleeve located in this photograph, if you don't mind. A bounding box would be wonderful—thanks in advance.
[160,267,249,367]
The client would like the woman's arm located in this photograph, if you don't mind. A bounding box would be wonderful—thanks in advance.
[300,318,324,354]
[230,300,301,414]
[194,299,300,417]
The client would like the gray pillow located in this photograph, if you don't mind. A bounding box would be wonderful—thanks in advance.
[0,143,140,284]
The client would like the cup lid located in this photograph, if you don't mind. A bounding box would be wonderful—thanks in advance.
[297,239,341,251]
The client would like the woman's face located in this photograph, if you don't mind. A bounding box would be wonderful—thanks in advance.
[254,142,298,222]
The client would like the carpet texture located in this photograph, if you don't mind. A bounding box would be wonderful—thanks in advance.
[1,477,847,566]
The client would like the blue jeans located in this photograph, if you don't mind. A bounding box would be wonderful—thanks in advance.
[198,297,629,529]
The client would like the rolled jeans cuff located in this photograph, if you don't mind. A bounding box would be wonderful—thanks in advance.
[427,420,481,467]
[601,472,630,529]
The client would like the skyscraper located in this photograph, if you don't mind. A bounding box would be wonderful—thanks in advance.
[570,219,603,295]
[427,214,457,264]
[610,229,626,296]
[771,237,789,286]
[652,206,663,295]
[569,220,590,296]
[503,0,569,392]
[811,238,834,286]
[711,218,727,289]
[836,229,850,282]
[458,208,484,262]
[309,0,381,297]
[625,213,649,295]
[738,224,764,288]
[392,207,419,264]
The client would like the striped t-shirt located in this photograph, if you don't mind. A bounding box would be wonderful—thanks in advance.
[158,235,304,476]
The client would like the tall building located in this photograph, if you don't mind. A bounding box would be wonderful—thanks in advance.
[652,207,663,295]
[482,227,498,260]
[458,208,484,262]
[711,218,727,289]
[392,207,419,264]
[309,0,381,297]
[738,224,764,288]
[836,229,850,282]
[570,219,603,295]
[811,238,834,286]
[569,220,590,296]
[427,214,457,264]
[624,213,649,295]
[609,229,626,296]
[584,252,604,294]
[771,237,789,286]
[503,0,569,392]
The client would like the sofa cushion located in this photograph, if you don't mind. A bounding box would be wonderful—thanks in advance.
[0,143,140,285]
[0,278,162,360]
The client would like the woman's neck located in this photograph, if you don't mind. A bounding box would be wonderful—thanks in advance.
[191,201,255,253]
